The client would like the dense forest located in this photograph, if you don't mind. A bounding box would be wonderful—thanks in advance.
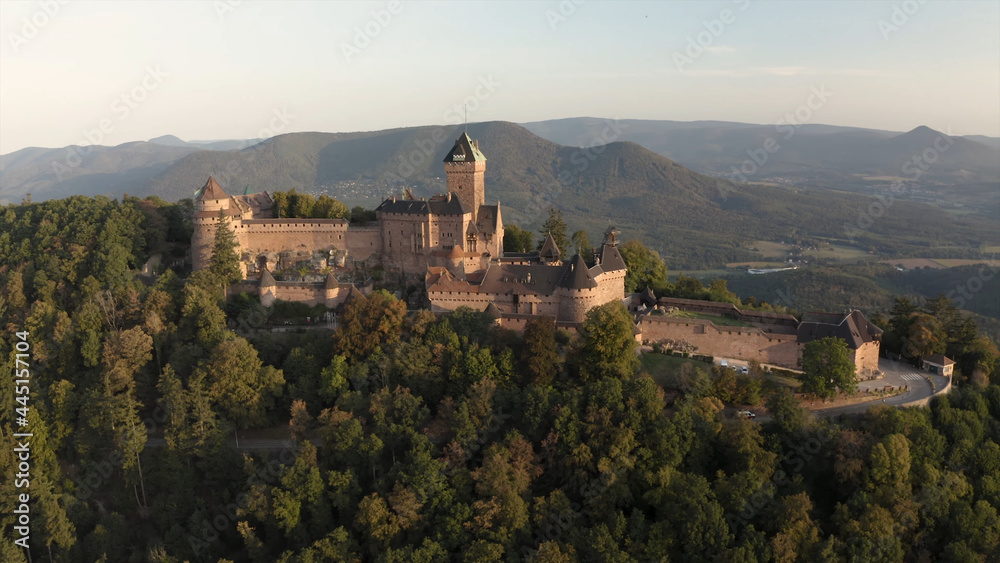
[2,196,1000,562]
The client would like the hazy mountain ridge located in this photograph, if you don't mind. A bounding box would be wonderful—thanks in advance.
[521,118,1000,181]
[2,121,996,268]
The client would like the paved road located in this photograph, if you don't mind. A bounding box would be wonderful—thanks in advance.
[812,357,949,418]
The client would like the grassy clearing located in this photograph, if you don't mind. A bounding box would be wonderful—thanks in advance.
[764,373,801,390]
[670,269,733,280]
[641,353,707,387]
[665,310,755,327]
[754,241,791,258]
[725,261,788,268]
[932,259,996,267]
[803,243,871,262]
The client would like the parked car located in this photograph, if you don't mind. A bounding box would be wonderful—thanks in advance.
[740,366,749,375]
[737,410,756,419]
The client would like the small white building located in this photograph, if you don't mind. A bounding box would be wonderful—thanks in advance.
[922,354,955,377]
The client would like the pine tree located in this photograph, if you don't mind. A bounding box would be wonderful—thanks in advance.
[537,208,570,260]
[209,209,242,286]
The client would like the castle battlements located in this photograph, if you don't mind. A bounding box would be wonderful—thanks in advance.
[191,133,627,324]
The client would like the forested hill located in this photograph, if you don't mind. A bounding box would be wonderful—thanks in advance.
[145,121,998,268]
[2,195,1000,561]
[3,121,996,268]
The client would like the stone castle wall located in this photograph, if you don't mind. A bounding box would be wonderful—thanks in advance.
[238,218,347,256]
[379,211,471,274]
[639,316,802,368]
[854,341,880,376]
[445,160,485,211]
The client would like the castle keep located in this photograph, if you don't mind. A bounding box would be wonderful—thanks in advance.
[191,133,627,323]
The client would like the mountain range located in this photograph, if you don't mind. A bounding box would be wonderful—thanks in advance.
[1,120,996,268]
[521,118,1000,183]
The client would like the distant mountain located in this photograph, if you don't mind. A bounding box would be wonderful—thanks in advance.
[0,141,202,204]
[0,135,269,204]
[148,134,263,151]
[140,121,996,267]
[520,118,1000,182]
[2,121,995,268]
[964,135,1000,150]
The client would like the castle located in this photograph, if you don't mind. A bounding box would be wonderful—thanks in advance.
[191,133,627,324]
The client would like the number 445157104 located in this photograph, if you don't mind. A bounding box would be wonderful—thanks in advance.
[15,331,30,421]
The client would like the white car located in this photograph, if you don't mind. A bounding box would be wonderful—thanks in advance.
[737,410,756,419]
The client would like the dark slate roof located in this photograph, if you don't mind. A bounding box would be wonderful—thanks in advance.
[539,233,560,259]
[325,273,339,289]
[442,132,486,163]
[196,176,228,200]
[560,254,599,290]
[344,285,366,304]
[476,204,501,236]
[376,194,471,216]
[597,243,627,271]
[797,310,882,349]
[640,287,657,306]
[259,269,276,288]
[478,262,565,296]
[924,354,955,366]
[484,302,502,319]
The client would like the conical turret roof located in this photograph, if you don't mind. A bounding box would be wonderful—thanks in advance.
[539,232,560,260]
[259,268,276,288]
[196,176,228,200]
[560,254,598,289]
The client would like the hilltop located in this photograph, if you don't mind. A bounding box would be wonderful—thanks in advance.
[2,121,996,268]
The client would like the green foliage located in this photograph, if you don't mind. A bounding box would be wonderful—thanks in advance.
[571,230,594,262]
[272,189,350,219]
[502,224,535,253]
[521,316,561,386]
[209,209,242,285]
[619,239,670,293]
[333,291,407,361]
[800,337,857,399]
[537,208,570,260]
[3,192,1000,563]
[578,301,639,380]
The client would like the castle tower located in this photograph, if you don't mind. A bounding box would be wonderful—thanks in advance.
[192,176,235,272]
[443,132,486,216]
[259,268,277,307]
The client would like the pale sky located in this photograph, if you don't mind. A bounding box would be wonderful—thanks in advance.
[1,0,998,154]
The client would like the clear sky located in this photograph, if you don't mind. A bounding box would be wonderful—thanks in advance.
[1,0,998,153]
